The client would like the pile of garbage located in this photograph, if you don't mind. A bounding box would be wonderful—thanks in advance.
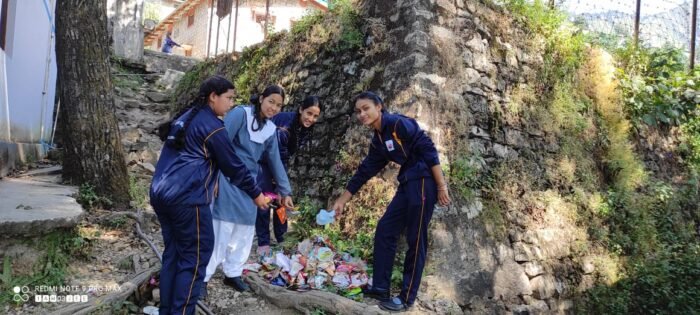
[244,235,370,294]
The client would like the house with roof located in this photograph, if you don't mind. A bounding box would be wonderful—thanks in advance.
[144,0,327,58]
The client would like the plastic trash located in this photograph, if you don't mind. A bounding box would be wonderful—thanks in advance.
[263,192,279,200]
[350,273,369,288]
[298,239,313,256]
[316,247,333,262]
[332,272,351,288]
[315,209,336,225]
[290,255,304,277]
[344,287,362,297]
[276,206,287,224]
[336,264,354,274]
[275,252,291,272]
[242,263,262,272]
[143,306,159,315]
[312,272,328,289]
[296,272,307,286]
[271,274,288,287]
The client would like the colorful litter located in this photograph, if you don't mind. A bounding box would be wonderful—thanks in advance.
[251,235,369,292]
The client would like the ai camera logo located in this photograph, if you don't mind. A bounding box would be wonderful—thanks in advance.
[12,286,29,302]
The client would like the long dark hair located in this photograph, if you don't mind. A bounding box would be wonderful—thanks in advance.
[249,85,285,132]
[352,91,386,112]
[157,75,234,149]
[289,95,322,155]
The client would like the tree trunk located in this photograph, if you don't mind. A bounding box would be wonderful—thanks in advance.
[55,0,130,209]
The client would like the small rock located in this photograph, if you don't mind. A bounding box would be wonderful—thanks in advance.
[243,297,257,307]
[152,288,160,303]
[343,62,358,75]
[530,275,557,299]
[581,257,595,274]
[137,162,156,174]
[145,91,169,103]
[524,262,545,277]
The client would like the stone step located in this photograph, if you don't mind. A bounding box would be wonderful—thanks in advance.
[17,165,63,177]
[0,176,83,237]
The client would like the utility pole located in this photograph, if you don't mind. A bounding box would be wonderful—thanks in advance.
[264,0,270,39]
[634,0,642,48]
[691,0,698,69]
[206,0,214,57]
[233,0,239,52]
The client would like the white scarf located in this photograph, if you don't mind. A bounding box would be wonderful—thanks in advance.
[243,106,276,144]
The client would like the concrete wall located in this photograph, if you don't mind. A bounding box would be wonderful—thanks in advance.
[108,0,145,61]
[0,0,57,176]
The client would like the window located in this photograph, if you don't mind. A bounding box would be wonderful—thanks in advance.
[187,8,195,27]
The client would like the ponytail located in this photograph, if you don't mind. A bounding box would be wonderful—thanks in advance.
[158,75,234,150]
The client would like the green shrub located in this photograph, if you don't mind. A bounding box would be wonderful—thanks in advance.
[617,46,700,127]
[582,244,700,314]
[0,229,90,307]
[129,175,149,209]
[76,183,113,210]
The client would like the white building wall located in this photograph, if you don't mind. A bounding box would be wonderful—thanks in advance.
[147,1,318,59]
[0,45,9,142]
[170,0,210,57]
[3,0,57,144]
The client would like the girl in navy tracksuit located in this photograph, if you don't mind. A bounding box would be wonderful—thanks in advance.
[255,96,322,256]
[150,75,268,315]
[331,91,451,312]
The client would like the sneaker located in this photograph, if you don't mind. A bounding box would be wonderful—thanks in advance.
[223,276,250,292]
[361,285,390,302]
[200,282,208,300]
[379,296,412,312]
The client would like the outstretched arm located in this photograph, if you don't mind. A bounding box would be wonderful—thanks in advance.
[332,143,388,217]
[206,128,269,209]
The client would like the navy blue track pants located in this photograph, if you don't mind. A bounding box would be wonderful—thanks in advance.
[154,204,214,315]
[371,177,437,306]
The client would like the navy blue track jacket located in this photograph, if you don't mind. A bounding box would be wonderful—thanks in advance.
[150,106,262,207]
[346,113,440,195]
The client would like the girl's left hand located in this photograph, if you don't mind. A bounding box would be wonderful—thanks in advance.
[438,188,451,207]
[283,196,295,209]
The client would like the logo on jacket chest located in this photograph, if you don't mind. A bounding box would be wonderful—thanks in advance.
[385,140,395,152]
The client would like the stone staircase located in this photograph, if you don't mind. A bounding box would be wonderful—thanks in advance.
[113,51,199,174]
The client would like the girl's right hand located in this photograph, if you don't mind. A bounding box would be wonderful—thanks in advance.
[330,199,347,218]
[330,190,353,219]
[254,193,270,209]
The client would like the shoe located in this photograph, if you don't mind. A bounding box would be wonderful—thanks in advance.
[379,296,412,312]
[361,285,390,302]
[200,282,208,300]
[223,276,250,292]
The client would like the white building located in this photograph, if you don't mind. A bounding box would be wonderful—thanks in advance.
[0,0,57,176]
[144,0,327,58]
